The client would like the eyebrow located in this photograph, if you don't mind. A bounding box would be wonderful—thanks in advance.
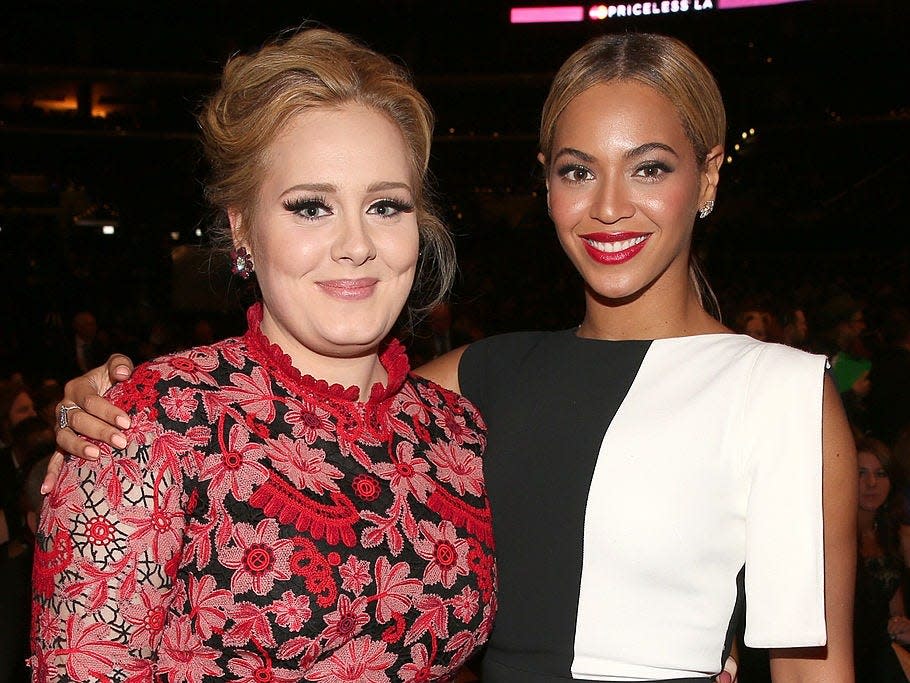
[279,180,412,198]
[367,181,412,193]
[625,142,679,159]
[552,142,679,164]
[280,183,335,197]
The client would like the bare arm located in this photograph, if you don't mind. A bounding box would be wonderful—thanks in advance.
[412,345,469,394]
[769,376,856,682]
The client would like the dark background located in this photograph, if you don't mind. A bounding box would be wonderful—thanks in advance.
[1,0,908,377]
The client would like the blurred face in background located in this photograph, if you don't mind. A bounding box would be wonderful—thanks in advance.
[742,311,769,342]
[858,449,890,513]
[8,391,36,429]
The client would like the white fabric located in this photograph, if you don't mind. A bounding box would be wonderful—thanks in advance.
[570,334,827,681]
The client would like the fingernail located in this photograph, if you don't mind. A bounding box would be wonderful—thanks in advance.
[114,365,130,378]
[112,434,128,449]
[85,445,100,459]
[41,483,50,495]
[116,415,131,429]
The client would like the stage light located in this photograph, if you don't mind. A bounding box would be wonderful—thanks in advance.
[589,5,609,19]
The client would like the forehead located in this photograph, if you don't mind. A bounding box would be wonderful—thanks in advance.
[554,80,691,155]
[263,104,413,188]
[858,450,884,469]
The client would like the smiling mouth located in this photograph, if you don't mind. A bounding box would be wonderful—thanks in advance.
[584,235,649,253]
[579,232,650,264]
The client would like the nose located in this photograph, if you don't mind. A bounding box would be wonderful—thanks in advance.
[331,213,377,266]
[860,471,876,489]
[590,176,635,224]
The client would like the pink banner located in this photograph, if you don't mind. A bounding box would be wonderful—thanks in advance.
[510,6,586,23]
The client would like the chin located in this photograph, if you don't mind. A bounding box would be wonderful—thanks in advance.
[584,275,651,304]
[319,325,394,355]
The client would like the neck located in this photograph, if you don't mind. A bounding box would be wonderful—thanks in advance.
[260,316,387,402]
[577,266,726,340]
[857,508,877,534]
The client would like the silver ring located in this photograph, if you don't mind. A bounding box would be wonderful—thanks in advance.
[58,403,81,431]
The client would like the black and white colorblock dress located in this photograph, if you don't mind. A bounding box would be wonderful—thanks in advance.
[459,330,828,682]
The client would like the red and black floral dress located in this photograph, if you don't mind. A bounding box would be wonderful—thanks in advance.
[31,305,496,683]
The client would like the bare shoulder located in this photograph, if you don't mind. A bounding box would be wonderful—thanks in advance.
[413,345,471,394]
[822,374,855,461]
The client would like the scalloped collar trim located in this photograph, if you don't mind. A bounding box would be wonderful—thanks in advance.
[242,303,410,404]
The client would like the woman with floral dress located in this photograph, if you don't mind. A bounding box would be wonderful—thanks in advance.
[31,27,495,682]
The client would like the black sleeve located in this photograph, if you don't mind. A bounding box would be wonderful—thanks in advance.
[458,340,487,408]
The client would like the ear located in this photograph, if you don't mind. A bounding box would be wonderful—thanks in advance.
[699,145,724,205]
[537,152,551,208]
[228,208,246,249]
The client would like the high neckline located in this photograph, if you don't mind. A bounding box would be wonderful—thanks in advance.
[242,303,410,404]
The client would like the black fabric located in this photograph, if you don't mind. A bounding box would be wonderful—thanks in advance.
[482,654,711,683]
[854,555,907,683]
[459,330,651,681]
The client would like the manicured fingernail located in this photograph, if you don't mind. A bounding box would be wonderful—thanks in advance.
[41,482,51,494]
[114,365,131,378]
[116,415,131,429]
[85,445,100,459]
[112,434,128,449]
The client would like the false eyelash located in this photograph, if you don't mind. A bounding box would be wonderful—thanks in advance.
[372,198,415,214]
[282,195,329,213]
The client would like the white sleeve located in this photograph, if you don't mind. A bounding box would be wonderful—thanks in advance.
[741,345,828,647]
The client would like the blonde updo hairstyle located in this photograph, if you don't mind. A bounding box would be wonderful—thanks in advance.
[539,33,726,317]
[199,27,455,320]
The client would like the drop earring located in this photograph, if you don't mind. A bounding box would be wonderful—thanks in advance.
[231,246,254,279]
[698,200,715,218]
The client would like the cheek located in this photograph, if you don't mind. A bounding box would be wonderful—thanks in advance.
[641,183,695,218]
[382,225,420,274]
[257,230,324,278]
[548,187,585,228]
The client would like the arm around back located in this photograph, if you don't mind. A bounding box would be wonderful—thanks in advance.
[413,344,470,394]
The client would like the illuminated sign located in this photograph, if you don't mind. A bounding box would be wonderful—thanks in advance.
[589,1,715,18]
[510,0,808,23]
[510,6,586,22]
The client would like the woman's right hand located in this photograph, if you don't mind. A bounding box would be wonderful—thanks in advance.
[43,353,136,493]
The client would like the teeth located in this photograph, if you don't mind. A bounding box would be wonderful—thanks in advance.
[585,235,648,253]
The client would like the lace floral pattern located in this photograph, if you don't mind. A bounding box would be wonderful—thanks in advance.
[31,305,496,682]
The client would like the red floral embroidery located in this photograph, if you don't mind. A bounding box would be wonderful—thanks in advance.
[289,536,339,609]
[248,473,359,547]
[221,519,293,596]
[319,594,371,648]
[157,615,224,682]
[352,474,382,501]
[30,305,495,681]
[303,635,397,682]
[339,555,372,595]
[269,590,312,631]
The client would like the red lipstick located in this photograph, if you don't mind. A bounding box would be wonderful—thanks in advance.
[579,231,650,265]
